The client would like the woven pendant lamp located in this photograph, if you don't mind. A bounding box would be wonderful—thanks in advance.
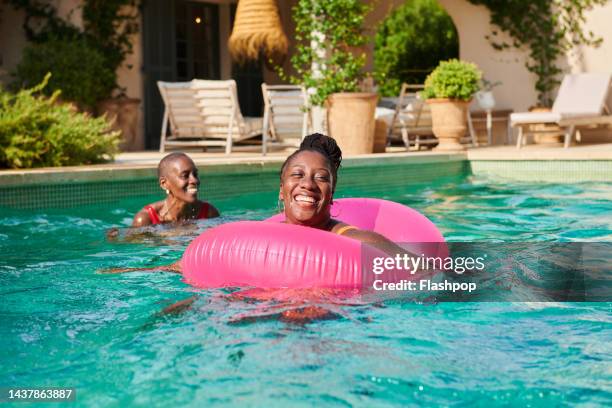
[228,0,289,65]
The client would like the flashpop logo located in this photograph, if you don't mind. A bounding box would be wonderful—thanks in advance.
[372,279,477,293]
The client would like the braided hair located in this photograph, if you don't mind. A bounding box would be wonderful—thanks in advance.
[280,133,343,187]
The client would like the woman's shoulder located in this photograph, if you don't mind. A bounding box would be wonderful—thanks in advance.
[198,200,220,218]
[132,201,164,226]
[331,222,359,236]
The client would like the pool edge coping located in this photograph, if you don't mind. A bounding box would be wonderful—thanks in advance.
[0,153,468,187]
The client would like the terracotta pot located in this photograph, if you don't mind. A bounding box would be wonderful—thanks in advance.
[427,98,470,151]
[327,92,378,155]
[97,97,142,151]
[373,118,388,153]
[529,106,563,144]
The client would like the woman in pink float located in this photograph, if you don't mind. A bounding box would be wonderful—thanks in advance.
[104,134,445,321]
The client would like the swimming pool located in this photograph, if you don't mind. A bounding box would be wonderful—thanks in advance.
[1,174,611,406]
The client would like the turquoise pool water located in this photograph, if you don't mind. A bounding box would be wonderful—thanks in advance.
[1,176,611,406]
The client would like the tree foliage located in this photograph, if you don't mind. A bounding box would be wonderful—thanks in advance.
[468,0,606,107]
[374,0,459,97]
[0,75,120,169]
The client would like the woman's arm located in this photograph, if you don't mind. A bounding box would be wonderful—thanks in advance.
[98,260,181,274]
[341,228,417,259]
[158,296,197,316]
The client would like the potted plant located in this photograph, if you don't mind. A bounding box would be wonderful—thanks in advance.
[9,0,141,151]
[422,59,482,150]
[282,0,377,155]
[97,95,141,150]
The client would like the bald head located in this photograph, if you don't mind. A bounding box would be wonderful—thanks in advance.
[158,152,193,178]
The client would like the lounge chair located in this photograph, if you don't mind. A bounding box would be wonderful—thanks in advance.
[378,83,477,150]
[510,73,612,148]
[261,84,310,155]
[386,84,437,150]
[157,79,263,153]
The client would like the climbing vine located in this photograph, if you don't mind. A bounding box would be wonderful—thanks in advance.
[82,0,140,76]
[468,0,606,107]
[280,0,371,107]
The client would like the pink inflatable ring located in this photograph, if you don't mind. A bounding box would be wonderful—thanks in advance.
[181,198,446,289]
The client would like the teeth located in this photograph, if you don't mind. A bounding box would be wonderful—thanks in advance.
[295,195,316,203]
[187,188,198,193]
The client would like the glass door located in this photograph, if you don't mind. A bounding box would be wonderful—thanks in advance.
[142,0,220,149]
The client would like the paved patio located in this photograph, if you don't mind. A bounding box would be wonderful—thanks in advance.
[113,142,612,166]
[113,146,421,167]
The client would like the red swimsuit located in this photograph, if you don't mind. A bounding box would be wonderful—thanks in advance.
[144,202,210,225]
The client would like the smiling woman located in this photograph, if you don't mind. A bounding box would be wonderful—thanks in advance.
[131,152,220,226]
[278,134,399,247]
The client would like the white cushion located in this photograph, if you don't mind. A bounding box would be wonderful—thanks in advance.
[553,73,611,115]
[510,111,561,125]
[243,117,263,137]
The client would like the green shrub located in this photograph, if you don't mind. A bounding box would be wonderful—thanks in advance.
[0,75,120,169]
[374,0,458,97]
[422,59,482,101]
[13,37,116,110]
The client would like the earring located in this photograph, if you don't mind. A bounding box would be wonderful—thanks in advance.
[165,189,169,195]
[277,199,285,213]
